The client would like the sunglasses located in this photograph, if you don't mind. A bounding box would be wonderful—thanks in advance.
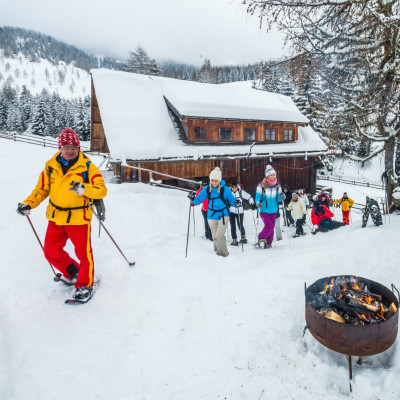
[61,145,79,150]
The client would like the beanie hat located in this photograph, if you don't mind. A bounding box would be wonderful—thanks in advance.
[209,167,222,181]
[230,181,238,187]
[292,192,298,198]
[58,129,80,149]
[265,164,276,178]
[313,200,321,208]
[298,189,304,194]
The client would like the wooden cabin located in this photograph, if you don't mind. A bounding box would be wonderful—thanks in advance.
[91,69,327,194]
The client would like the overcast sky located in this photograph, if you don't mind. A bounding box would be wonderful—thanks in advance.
[0,0,286,66]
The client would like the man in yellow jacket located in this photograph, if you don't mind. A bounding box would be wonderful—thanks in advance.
[333,192,354,225]
[17,129,107,302]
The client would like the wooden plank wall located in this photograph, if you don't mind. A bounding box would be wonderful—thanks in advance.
[185,119,298,143]
[124,157,317,195]
[91,79,110,153]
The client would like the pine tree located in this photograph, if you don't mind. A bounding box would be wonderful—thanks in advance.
[30,98,48,136]
[124,46,152,74]
[197,59,217,83]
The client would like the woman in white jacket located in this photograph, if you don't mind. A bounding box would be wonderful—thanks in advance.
[229,182,256,245]
[287,193,307,238]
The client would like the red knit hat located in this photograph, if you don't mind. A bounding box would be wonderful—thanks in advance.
[58,129,80,149]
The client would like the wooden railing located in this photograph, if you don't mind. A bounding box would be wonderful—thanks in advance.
[317,174,384,190]
[121,163,201,192]
[0,130,91,152]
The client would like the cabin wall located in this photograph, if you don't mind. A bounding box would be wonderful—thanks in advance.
[91,79,109,153]
[122,157,318,195]
[184,119,298,143]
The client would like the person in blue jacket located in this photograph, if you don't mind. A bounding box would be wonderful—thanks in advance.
[254,165,284,248]
[188,167,236,257]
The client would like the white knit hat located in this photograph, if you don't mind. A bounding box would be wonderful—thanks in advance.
[209,167,222,181]
[265,164,276,177]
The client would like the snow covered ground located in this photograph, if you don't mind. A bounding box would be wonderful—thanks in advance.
[0,139,399,400]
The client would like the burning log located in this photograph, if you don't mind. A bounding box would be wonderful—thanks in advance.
[389,303,398,313]
[325,310,345,323]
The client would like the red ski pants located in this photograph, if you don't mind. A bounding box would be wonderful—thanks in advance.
[43,221,94,288]
[342,210,350,225]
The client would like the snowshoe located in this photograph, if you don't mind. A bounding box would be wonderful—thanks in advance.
[65,286,93,304]
[54,273,78,286]
[231,239,239,246]
[240,236,248,244]
[254,239,268,249]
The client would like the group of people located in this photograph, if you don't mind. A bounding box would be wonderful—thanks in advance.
[17,130,383,301]
[188,165,364,256]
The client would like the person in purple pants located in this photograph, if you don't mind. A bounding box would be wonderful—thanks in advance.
[254,165,284,248]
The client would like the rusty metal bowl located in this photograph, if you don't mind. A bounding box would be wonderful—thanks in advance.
[305,276,399,357]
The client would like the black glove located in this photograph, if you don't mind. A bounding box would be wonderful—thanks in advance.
[69,181,85,195]
[17,203,31,216]
[256,201,263,208]
[234,199,242,207]
[251,203,257,210]
[187,191,196,201]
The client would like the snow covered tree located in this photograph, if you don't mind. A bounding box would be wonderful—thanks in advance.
[197,58,217,83]
[243,0,400,205]
[30,98,48,136]
[124,46,161,76]
[183,67,190,81]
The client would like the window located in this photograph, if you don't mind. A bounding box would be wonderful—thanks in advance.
[284,129,293,140]
[244,128,256,140]
[194,126,207,140]
[219,127,232,140]
[266,129,276,141]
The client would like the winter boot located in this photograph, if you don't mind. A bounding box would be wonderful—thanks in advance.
[240,236,248,244]
[231,239,239,246]
[293,234,300,238]
[73,286,93,301]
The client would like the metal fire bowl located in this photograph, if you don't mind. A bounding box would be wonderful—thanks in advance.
[305,275,399,356]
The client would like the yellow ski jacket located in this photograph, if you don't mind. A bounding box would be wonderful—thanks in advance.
[333,197,354,211]
[23,151,107,225]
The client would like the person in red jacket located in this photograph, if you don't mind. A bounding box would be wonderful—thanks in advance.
[192,178,212,241]
[311,201,344,234]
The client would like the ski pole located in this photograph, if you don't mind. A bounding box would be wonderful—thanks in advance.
[238,212,244,252]
[254,209,260,244]
[25,215,58,277]
[192,207,196,236]
[281,205,291,245]
[185,202,191,258]
[84,197,135,267]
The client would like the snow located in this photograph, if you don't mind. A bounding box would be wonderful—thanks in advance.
[0,52,90,99]
[91,69,326,161]
[1,139,399,400]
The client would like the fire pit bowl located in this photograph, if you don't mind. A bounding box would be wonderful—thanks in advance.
[305,275,399,357]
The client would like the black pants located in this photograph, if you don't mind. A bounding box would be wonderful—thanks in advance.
[316,219,345,233]
[295,219,304,235]
[230,213,245,239]
[285,208,294,225]
[201,209,212,240]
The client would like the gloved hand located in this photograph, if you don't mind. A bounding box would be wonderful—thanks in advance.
[69,181,85,196]
[234,199,242,207]
[17,203,31,216]
[251,203,257,210]
[256,201,263,208]
[280,193,286,200]
[187,191,196,201]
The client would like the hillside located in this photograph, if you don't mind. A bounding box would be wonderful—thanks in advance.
[1,139,399,400]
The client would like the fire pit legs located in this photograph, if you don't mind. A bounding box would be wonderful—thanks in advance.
[348,355,353,392]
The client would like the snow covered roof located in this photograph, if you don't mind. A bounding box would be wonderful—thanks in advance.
[91,69,327,161]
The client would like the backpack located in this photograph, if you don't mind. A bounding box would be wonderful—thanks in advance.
[206,185,231,218]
